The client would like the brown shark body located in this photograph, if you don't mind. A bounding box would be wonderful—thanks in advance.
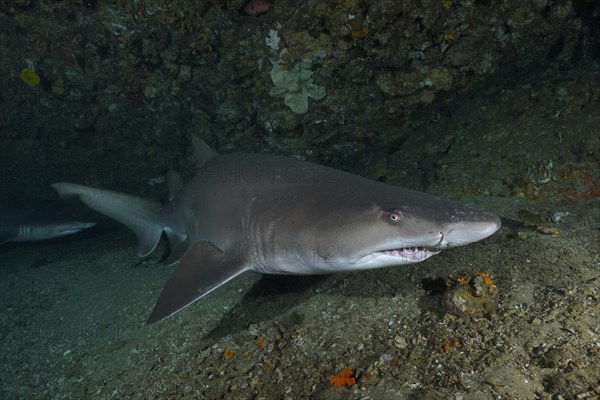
[52,138,500,323]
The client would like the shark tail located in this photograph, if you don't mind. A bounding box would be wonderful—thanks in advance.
[51,183,164,256]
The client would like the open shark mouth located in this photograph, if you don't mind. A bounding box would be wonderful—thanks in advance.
[381,246,442,262]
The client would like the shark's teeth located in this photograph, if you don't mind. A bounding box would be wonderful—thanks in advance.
[382,247,441,261]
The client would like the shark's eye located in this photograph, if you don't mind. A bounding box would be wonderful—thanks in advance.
[389,212,401,223]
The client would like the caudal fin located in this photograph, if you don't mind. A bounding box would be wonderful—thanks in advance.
[52,182,163,256]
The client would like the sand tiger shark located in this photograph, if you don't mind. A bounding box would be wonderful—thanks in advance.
[0,204,95,244]
[52,138,500,323]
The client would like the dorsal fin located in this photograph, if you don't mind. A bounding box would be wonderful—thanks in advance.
[192,137,218,165]
[166,170,184,201]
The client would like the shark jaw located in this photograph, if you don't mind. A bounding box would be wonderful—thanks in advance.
[351,218,501,270]
[354,247,442,269]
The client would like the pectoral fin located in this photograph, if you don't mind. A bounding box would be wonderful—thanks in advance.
[147,241,248,324]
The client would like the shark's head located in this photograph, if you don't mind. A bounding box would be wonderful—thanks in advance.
[349,194,500,270]
[287,183,501,273]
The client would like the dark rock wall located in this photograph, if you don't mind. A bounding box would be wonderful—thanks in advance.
[0,0,598,197]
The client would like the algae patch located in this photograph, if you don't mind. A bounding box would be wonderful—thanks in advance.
[269,56,326,114]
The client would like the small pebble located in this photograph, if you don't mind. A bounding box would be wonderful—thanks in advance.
[394,335,408,349]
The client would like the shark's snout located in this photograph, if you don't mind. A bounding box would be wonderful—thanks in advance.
[440,214,501,248]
